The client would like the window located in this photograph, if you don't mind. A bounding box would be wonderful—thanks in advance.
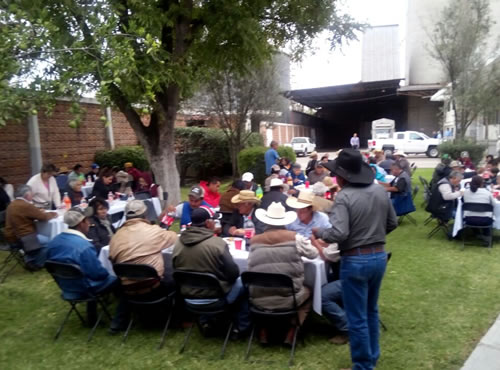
[291,138,307,143]
[409,133,423,140]
[397,133,405,140]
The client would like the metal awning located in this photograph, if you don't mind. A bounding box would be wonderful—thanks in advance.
[397,84,444,98]
[283,79,403,109]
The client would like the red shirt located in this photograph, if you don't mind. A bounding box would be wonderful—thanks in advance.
[199,181,221,208]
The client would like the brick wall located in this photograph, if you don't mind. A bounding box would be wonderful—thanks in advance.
[0,100,138,186]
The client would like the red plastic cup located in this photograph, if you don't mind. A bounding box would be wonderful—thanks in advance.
[244,228,255,239]
[305,180,310,189]
[234,239,242,250]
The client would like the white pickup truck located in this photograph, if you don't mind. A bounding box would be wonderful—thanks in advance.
[286,137,316,156]
[367,131,441,158]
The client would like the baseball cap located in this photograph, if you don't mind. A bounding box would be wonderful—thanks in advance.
[191,206,222,227]
[64,206,93,227]
[242,172,254,182]
[91,163,100,169]
[125,200,147,218]
[450,160,464,168]
[188,185,204,200]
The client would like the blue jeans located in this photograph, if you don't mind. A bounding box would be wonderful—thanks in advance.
[321,280,348,333]
[341,251,387,370]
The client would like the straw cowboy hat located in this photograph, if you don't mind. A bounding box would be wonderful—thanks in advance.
[309,151,318,158]
[231,190,260,204]
[286,190,317,210]
[322,148,375,185]
[393,150,407,157]
[255,202,297,226]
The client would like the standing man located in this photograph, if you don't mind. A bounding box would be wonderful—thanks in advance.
[350,133,360,150]
[265,140,280,175]
[312,149,398,370]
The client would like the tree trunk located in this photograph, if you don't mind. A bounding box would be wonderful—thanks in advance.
[229,139,240,178]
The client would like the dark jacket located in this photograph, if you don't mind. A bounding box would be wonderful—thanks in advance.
[222,208,265,237]
[248,229,308,310]
[172,226,239,296]
[259,189,290,211]
[91,179,112,200]
[305,159,317,176]
[426,177,455,221]
[87,215,116,252]
[0,186,10,212]
[67,187,84,206]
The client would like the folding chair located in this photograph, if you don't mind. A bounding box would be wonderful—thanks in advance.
[113,263,175,349]
[427,217,450,239]
[419,176,431,209]
[173,270,234,359]
[461,203,494,251]
[241,271,303,367]
[0,243,28,284]
[45,261,113,341]
[411,163,418,177]
[398,187,419,225]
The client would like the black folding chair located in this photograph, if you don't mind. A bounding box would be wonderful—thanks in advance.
[113,263,175,349]
[411,163,418,177]
[241,271,303,367]
[0,242,28,284]
[461,203,494,251]
[398,186,419,226]
[419,176,431,209]
[173,270,234,359]
[134,191,152,200]
[45,261,112,341]
[110,211,124,228]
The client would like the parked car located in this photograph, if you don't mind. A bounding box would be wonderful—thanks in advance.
[367,131,441,158]
[286,137,316,156]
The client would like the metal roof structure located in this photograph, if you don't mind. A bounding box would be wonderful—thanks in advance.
[283,79,403,109]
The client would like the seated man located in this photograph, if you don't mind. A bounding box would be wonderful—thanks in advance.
[173,207,249,335]
[110,200,177,287]
[4,185,58,269]
[86,163,100,182]
[242,172,257,191]
[167,185,210,226]
[46,206,117,324]
[288,163,306,187]
[384,162,412,198]
[249,202,318,344]
[264,164,281,192]
[199,177,221,208]
[307,163,327,185]
[286,191,332,238]
[222,190,264,237]
[259,178,290,211]
[66,179,84,206]
[219,180,245,213]
[426,171,463,222]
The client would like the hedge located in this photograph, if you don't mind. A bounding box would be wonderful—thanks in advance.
[437,140,487,165]
[238,145,297,185]
[95,128,265,181]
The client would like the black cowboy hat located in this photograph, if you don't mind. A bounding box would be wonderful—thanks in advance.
[322,149,374,185]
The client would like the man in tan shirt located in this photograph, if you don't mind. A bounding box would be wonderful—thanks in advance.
[109,200,177,285]
[4,184,57,269]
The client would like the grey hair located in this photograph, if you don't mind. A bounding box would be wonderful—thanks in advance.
[312,182,328,196]
[68,180,81,189]
[449,170,463,179]
[15,184,32,199]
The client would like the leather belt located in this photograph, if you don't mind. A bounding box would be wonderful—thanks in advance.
[341,245,385,256]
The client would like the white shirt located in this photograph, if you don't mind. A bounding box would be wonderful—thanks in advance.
[463,188,495,219]
[27,173,61,208]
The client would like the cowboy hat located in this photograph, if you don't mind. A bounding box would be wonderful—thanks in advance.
[322,176,337,189]
[269,178,287,190]
[322,149,375,185]
[286,190,316,210]
[309,151,318,158]
[231,190,260,204]
[255,202,297,226]
[393,150,407,157]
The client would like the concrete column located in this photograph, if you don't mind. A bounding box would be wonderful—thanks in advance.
[27,114,42,176]
[105,106,115,149]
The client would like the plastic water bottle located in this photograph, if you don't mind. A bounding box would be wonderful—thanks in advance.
[256,184,263,199]
[63,192,71,210]
[87,176,92,184]
[80,198,88,209]
[107,191,114,203]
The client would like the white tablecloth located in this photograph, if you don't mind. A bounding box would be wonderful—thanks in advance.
[82,183,94,198]
[36,198,162,240]
[452,198,500,237]
[98,245,328,316]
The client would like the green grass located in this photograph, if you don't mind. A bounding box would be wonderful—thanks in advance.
[1,168,499,369]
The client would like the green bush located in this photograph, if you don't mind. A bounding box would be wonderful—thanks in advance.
[437,140,487,164]
[277,146,297,163]
[95,146,149,170]
[246,132,265,147]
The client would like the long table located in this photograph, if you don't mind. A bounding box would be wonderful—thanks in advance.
[98,245,328,316]
[36,198,162,241]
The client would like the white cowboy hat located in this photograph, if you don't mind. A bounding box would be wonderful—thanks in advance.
[393,150,407,157]
[269,178,287,189]
[255,202,297,226]
[286,190,316,210]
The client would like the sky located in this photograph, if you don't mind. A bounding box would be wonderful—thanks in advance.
[291,0,407,90]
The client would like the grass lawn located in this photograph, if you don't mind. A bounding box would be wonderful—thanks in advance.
[1,168,500,369]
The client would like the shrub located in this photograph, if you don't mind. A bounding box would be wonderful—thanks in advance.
[437,140,487,164]
[95,146,149,170]
[246,132,265,148]
[277,146,297,163]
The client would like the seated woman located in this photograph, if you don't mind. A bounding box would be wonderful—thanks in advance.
[90,168,114,200]
[67,180,84,206]
[249,202,318,345]
[463,175,495,238]
[87,197,116,252]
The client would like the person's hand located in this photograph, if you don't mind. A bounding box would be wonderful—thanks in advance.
[293,178,299,184]
[460,189,465,196]
[233,228,246,237]
[49,212,58,219]
[311,235,329,249]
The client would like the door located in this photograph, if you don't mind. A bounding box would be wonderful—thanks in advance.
[406,132,426,153]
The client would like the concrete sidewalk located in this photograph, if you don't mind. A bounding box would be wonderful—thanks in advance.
[462,314,500,370]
